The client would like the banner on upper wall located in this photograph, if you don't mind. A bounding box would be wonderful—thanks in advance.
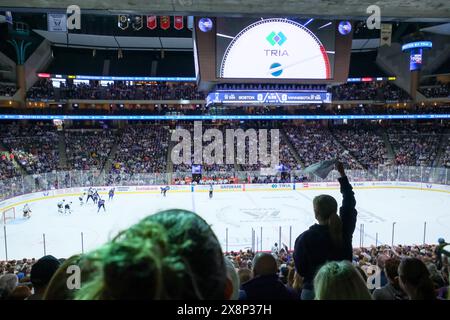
[118,14,129,30]
[147,15,157,29]
[131,15,143,31]
[174,16,184,30]
[380,23,392,47]
[48,13,67,32]
[160,16,170,30]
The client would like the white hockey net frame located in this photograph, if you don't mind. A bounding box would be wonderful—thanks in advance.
[1,208,15,224]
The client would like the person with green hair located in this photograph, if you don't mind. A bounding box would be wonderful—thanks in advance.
[75,209,230,300]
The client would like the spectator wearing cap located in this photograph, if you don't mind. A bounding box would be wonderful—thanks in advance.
[240,253,297,300]
[27,255,61,300]
[435,238,448,270]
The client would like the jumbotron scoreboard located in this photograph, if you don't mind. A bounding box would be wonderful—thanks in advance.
[194,17,354,95]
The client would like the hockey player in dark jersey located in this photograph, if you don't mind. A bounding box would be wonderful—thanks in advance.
[93,190,99,204]
[160,186,170,197]
[64,202,72,214]
[108,188,115,201]
[209,184,213,199]
[97,198,106,213]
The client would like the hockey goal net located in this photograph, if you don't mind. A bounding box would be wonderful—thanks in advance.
[1,208,15,224]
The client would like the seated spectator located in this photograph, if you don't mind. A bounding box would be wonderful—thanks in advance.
[398,257,436,300]
[0,273,18,300]
[238,268,252,285]
[240,252,297,300]
[427,263,446,290]
[294,162,357,300]
[224,257,240,300]
[372,257,408,300]
[43,254,85,300]
[27,255,61,300]
[314,261,372,300]
[76,209,229,300]
[7,285,32,300]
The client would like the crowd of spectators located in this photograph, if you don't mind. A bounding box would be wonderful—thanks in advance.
[387,125,444,167]
[2,243,447,300]
[216,83,327,91]
[26,81,204,101]
[0,123,60,175]
[20,80,431,103]
[65,129,116,171]
[420,83,450,98]
[0,84,16,97]
[442,136,450,168]
[0,152,19,180]
[0,122,448,187]
[26,80,55,100]
[109,125,170,179]
[284,124,362,170]
[332,81,410,101]
[332,126,388,169]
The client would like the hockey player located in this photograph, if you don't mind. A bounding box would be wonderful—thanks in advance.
[160,186,170,197]
[93,190,100,204]
[209,183,213,199]
[79,193,85,206]
[64,201,72,214]
[23,204,32,219]
[97,198,106,213]
[57,200,65,214]
[86,187,94,204]
[108,188,115,201]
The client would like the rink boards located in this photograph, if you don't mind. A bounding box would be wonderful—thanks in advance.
[1,181,449,213]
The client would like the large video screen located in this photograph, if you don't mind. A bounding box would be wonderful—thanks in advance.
[216,18,336,80]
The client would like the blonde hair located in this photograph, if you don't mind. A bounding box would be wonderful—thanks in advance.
[313,195,343,248]
[314,261,372,300]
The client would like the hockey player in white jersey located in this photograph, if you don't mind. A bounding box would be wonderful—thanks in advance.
[23,204,32,219]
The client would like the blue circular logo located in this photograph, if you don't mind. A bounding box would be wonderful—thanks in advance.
[338,21,352,35]
[270,62,283,77]
[198,18,213,32]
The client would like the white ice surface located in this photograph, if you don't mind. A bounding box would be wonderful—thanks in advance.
[1,188,449,259]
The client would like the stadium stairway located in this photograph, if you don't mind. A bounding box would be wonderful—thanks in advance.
[57,131,68,169]
[329,130,367,170]
[101,129,122,175]
[280,129,305,169]
[381,129,396,162]
[166,138,174,183]
[434,132,450,167]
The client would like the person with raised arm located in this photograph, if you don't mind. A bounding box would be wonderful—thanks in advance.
[293,161,358,300]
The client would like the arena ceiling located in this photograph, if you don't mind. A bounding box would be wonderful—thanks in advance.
[2,0,450,21]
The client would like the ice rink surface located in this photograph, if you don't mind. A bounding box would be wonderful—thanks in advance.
[1,187,449,259]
